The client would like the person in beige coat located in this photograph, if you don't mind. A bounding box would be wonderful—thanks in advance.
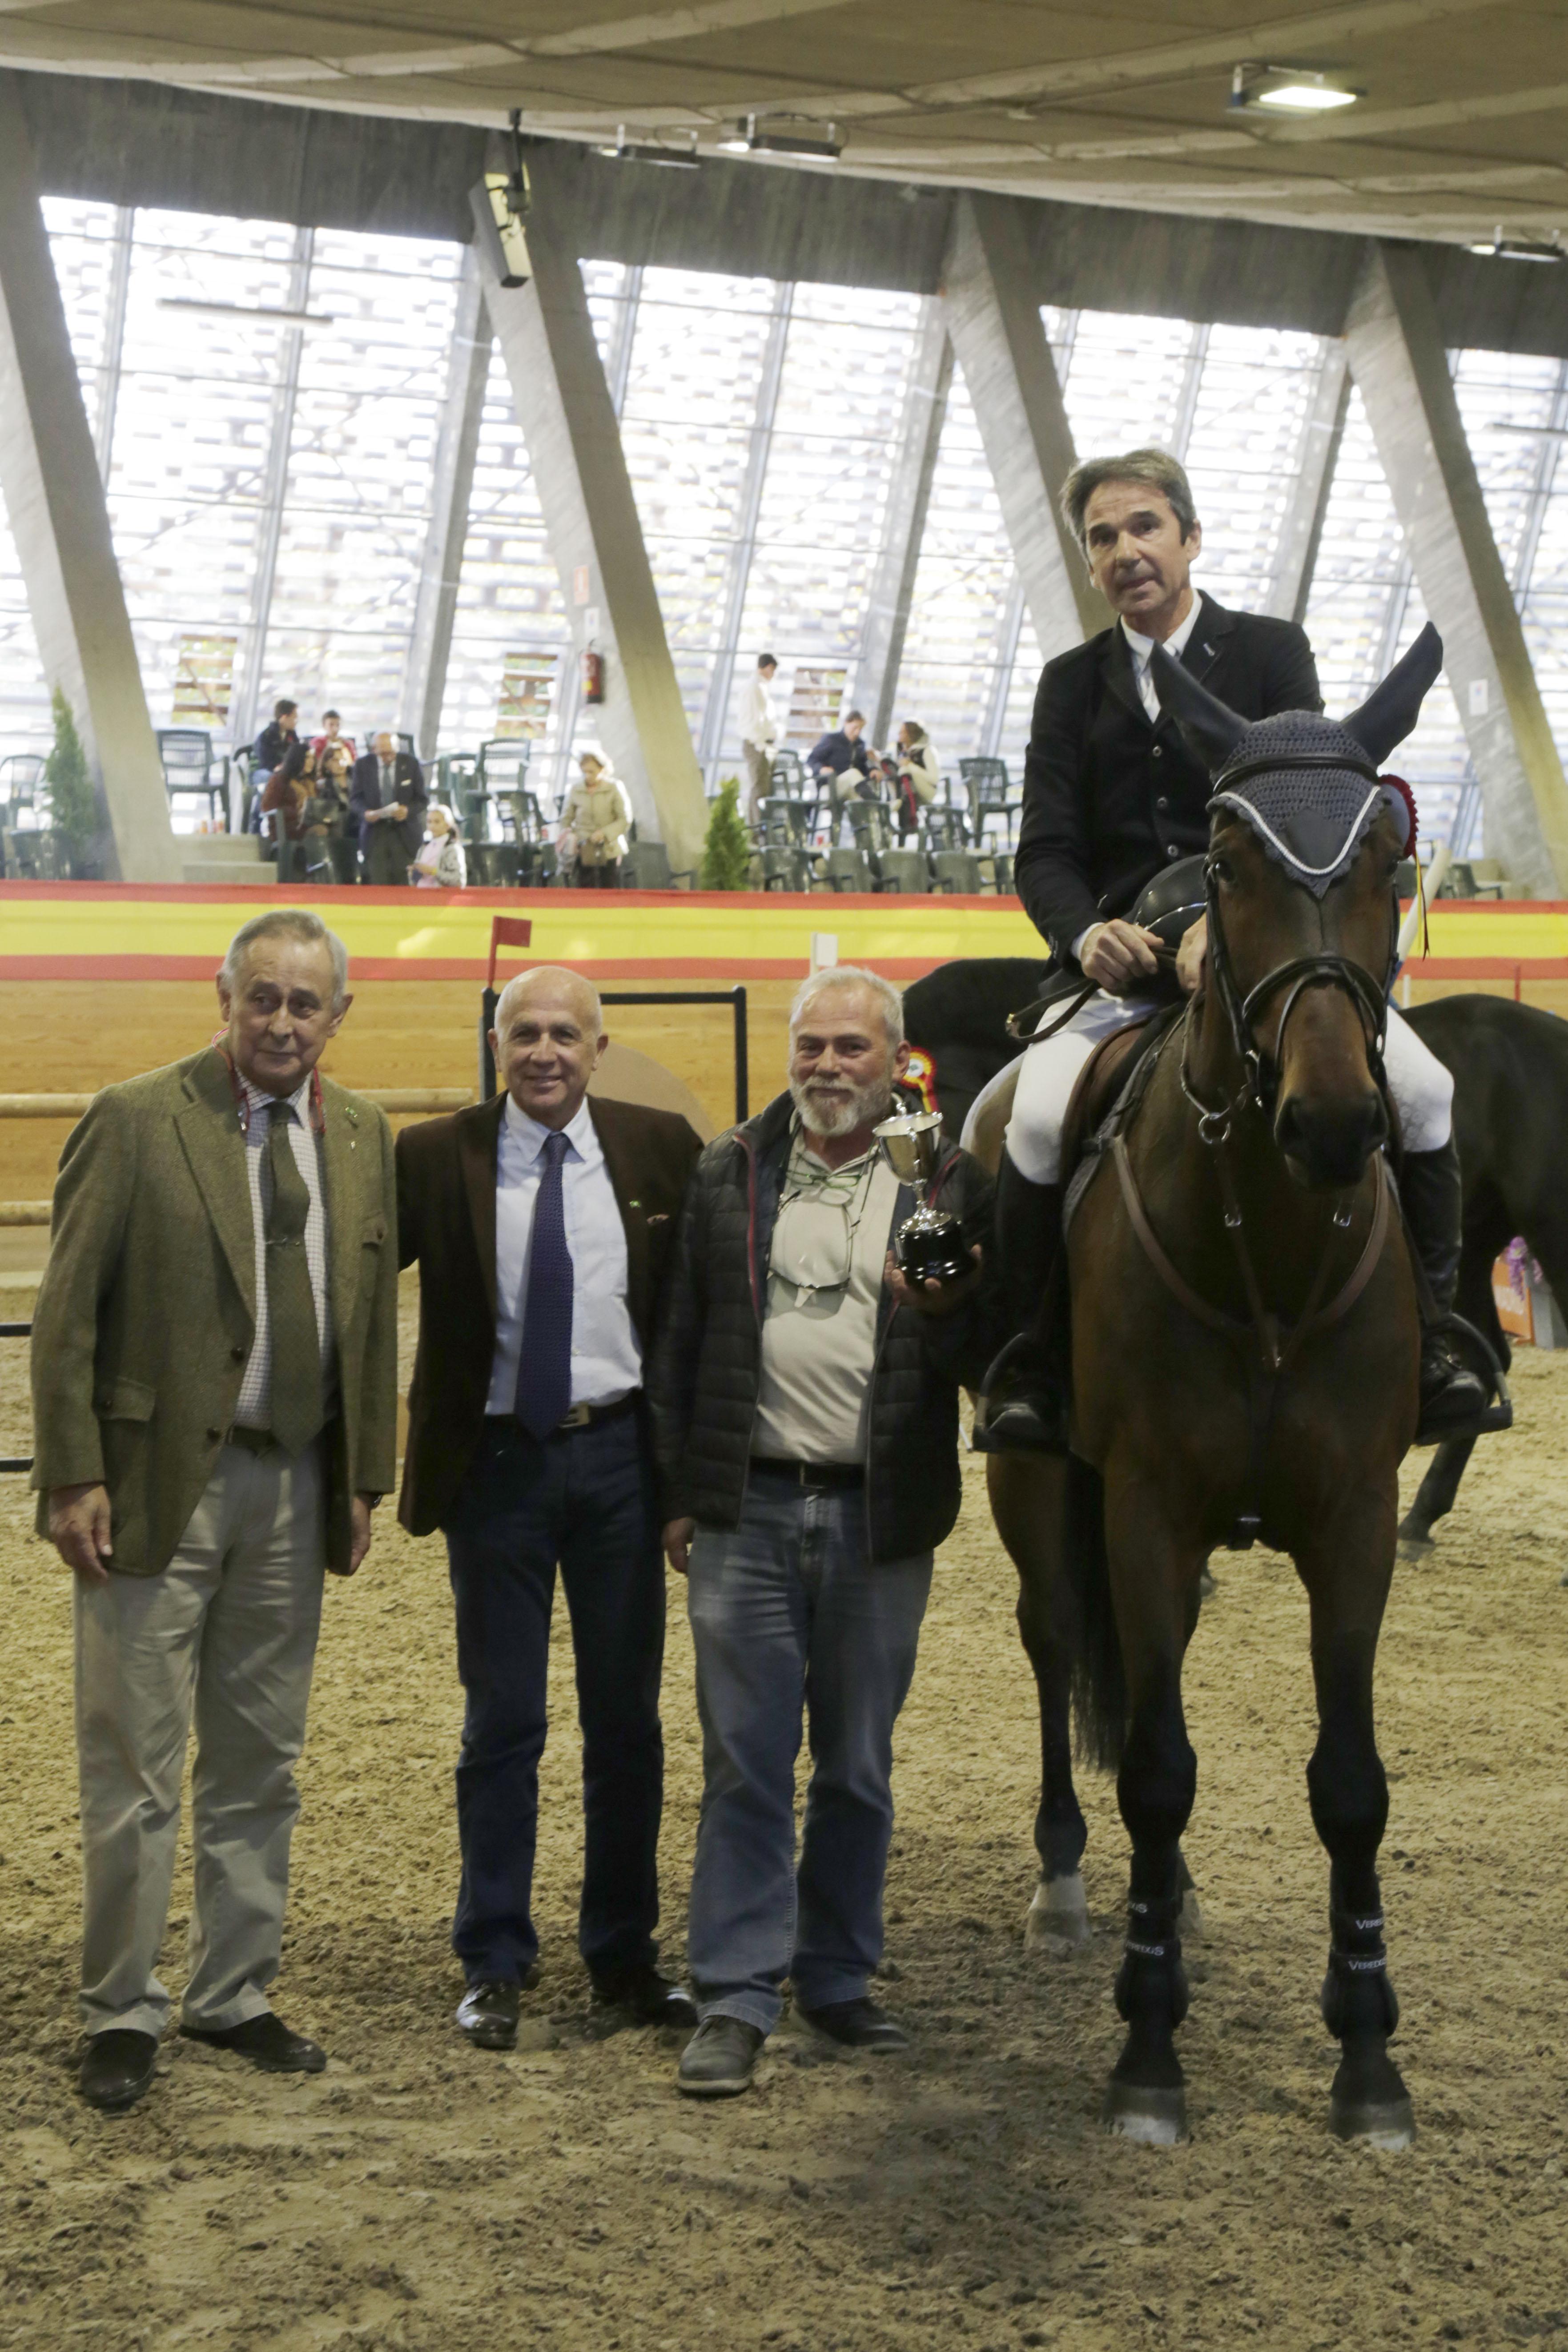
[560,749,632,888]
[30,907,398,2115]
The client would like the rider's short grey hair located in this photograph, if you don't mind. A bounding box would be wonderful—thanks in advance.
[220,909,350,1009]
[789,965,905,1048]
[1061,446,1199,557]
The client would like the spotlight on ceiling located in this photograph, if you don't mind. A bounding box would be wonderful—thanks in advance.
[720,114,842,160]
[1229,63,1361,112]
[479,109,531,288]
[1467,227,1566,263]
[596,125,703,168]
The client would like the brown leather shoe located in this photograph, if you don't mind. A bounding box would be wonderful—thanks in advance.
[80,2029,159,2112]
[180,2013,326,2073]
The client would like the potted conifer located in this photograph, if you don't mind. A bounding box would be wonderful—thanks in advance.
[43,687,102,879]
[699,778,755,891]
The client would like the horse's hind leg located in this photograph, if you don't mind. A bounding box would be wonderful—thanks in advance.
[1299,1512,1415,2149]
[1102,1498,1201,2146]
[989,1456,1090,1948]
[1397,1434,1476,1558]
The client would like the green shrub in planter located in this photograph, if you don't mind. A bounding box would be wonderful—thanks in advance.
[44,688,100,877]
[699,778,752,892]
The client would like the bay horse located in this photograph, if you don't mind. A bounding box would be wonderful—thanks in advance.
[986,628,1445,2147]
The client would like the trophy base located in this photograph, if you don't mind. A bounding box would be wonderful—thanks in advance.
[897,1218,970,1287]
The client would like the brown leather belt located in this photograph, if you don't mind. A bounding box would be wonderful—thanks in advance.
[749,1456,864,1489]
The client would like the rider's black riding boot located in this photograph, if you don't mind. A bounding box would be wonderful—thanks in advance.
[974,1155,1068,1454]
[1399,1138,1490,1444]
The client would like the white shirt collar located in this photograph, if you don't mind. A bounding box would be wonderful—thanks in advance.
[240,1069,311,1123]
[1122,589,1204,670]
[503,1090,594,1162]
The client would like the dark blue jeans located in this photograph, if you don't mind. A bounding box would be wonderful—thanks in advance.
[443,1411,665,1986]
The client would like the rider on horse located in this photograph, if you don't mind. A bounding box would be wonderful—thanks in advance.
[980,446,1487,1453]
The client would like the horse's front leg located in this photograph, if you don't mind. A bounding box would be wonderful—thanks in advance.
[1102,1474,1203,2145]
[988,1455,1090,1948]
[1297,1502,1415,2149]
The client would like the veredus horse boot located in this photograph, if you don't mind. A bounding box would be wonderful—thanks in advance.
[1399,1138,1491,1444]
[975,1156,1068,1454]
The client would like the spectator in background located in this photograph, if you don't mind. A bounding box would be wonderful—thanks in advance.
[260,742,314,875]
[808,711,877,804]
[311,711,356,763]
[560,749,632,889]
[742,654,780,825]
[411,804,467,890]
[891,720,941,839]
[350,732,427,887]
[249,700,298,834]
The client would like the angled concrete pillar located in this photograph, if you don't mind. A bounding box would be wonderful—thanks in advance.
[939,193,1110,660]
[697,279,793,782]
[853,298,953,747]
[0,76,177,880]
[402,247,491,760]
[473,188,708,876]
[1345,241,1568,897]
[1267,340,1350,624]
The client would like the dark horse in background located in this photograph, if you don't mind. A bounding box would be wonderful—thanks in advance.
[952,623,1460,2149]
[905,977,1567,1560]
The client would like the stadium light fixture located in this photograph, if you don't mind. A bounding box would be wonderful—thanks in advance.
[720,113,842,159]
[1230,64,1361,112]
[597,125,703,167]
[481,109,532,288]
[1467,227,1566,262]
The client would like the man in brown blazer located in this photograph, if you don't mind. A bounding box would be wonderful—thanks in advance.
[31,908,398,2115]
[397,965,703,2052]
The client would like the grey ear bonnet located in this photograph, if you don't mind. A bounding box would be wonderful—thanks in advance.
[1149,622,1441,900]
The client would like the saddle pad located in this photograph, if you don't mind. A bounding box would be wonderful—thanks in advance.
[1062,1003,1184,1234]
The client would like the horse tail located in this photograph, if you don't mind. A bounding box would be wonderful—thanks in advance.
[1064,1455,1127,1772]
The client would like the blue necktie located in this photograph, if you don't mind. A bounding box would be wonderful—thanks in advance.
[514,1129,574,1438]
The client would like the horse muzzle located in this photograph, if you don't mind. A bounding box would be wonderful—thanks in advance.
[1273,1086,1388,1191]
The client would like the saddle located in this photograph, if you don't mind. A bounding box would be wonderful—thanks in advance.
[1061,1005,1184,1230]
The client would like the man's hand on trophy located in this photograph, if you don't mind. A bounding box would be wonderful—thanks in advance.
[885,1243,982,1317]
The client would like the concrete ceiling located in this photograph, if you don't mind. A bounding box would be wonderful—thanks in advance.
[4,0,1568,249]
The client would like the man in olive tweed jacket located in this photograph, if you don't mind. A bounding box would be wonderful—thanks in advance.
[30,909,398,2115]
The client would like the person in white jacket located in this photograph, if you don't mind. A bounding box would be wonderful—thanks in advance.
[410,804,467,889]
[891,721,941,838]
[742,654,780,824]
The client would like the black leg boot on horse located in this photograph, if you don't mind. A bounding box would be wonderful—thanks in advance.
[1399,1140,1493,1444]
[974,1155,1069,1453]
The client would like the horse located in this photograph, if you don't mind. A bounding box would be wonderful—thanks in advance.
[981,628,1447,2148]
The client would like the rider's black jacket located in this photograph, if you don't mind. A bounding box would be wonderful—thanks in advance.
[1013,596,1322,968]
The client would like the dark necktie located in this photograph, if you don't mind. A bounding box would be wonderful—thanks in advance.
[514,1130,574,1439]
[266,1100,324,1454]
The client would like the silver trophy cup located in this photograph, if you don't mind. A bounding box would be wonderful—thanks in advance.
[873,1110,969,1285]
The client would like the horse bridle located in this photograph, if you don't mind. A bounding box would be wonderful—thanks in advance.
[1181,769,1401,1139]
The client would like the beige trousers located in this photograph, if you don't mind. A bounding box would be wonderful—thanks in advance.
[742,741,774,824]
[73,1440,326,2039]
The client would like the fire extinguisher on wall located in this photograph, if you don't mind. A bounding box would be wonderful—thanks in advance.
[582,645,605,704]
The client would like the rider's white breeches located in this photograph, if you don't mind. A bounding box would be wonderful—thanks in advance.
[980,994,1453,1187]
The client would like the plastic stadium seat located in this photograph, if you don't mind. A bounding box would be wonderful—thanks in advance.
[992,852,1016,895]
[824,847,872,892]
[874,848,931,894]
[930,850,984,894]
[761,844,813,891]
[468,841,522,887]
[619,841,675,889]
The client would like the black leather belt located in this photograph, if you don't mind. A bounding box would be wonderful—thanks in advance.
[485,1393,641,1439]
[226,1425,277,1455]
[749,1456,864,1488]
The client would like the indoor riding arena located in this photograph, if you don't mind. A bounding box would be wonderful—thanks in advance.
[4,9,1568,2352]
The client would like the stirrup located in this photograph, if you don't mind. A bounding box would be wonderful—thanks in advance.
[975,1334,1069,1455]
[1414,1315,1512,1445]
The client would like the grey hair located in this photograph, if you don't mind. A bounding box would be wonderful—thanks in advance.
[789,963,905,1047]
[494,966,604,1037]
[220,909,350,1008]
[1060,446,1198,557]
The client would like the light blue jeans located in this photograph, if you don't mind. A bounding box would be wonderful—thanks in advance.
[685,1471,932,2034]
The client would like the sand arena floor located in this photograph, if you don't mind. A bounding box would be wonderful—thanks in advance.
[3,1294,1567,2352]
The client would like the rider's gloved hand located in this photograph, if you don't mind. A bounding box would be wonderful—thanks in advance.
[1078,919,1163,995]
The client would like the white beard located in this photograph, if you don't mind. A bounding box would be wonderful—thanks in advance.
[790,1071,895,1140]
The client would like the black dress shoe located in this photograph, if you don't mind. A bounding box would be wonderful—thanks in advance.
[1415,1331,1493,1444]
[796,1996,909,2052]
[676,2016,764,2097]
[456,1979,521,2050]
[590,1964,699,2029]
[80,2029,159,2112]
[180,2013,326,2073]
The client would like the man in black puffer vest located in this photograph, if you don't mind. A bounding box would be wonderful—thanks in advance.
[651,966,997,2100]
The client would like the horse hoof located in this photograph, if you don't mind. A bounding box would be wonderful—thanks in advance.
[1198,1566,1217,1599]
[1329,2091,1415,2150]
[1396,1531,1435,1563]
[1102,2080,1188,2146]
[1025,1873,1090,1951]
[1177,1886,1205,1945]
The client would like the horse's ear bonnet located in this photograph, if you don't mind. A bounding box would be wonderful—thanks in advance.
[1150,622,1440,899]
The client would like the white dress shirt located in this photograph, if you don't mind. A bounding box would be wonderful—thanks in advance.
[743,671,779,752]
[486,1094,643,1415]
[233,1073,336,1430]
[1071,592,1206,961]
[1122,589,1205,723]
